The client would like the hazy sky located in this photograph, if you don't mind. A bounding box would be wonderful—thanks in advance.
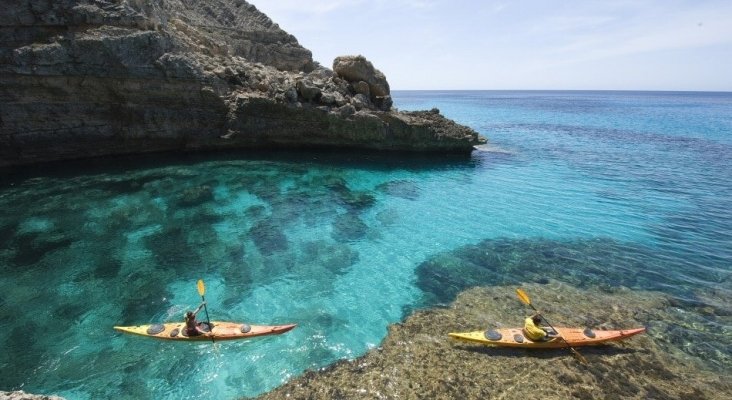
[255,0,732,91]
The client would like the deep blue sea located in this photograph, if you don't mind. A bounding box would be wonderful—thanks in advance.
[1,91,730,399]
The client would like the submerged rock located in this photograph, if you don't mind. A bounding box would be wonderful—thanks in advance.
[376,179,420,200]
[249,219,289,255]
[177,185,214,207]
[331,213,369,242]
[0,391,64,400]
[0,1,486,167]
[257,283,731,399]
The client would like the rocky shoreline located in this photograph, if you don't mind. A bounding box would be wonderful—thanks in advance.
[0,0,486,167]
[0,391,63,400]
[4,280,730,399]
[256,282,731,400]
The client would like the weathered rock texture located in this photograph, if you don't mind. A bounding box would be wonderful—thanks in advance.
[0,391,64,400]
[0,0,486,167]
[257,282,731,400]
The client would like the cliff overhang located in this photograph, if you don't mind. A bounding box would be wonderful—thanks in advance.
[0,0,486,167]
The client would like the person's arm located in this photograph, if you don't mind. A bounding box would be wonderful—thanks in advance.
[193,302,206,316]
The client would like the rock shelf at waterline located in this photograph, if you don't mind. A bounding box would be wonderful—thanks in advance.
[0,1,485,167]
[257,283,732,400]
[0,391,64,400]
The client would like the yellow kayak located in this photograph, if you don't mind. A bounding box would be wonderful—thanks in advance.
[114,321,296,341]
[449,326,645,348]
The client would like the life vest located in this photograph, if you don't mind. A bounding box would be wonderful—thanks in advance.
[524,316,547,341]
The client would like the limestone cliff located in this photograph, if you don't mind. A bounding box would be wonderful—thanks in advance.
[0,0,486,167]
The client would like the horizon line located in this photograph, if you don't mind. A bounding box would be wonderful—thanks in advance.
[390,89,732,94]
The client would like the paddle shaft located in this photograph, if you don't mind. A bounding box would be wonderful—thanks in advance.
[526,302,587,364]
[197,280,214,345]
[198,295,212,342]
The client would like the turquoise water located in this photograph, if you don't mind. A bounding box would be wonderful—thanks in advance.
[1,91,731,398]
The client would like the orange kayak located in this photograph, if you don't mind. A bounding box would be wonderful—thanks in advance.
[449,326,645,348]
[114,321,296,341]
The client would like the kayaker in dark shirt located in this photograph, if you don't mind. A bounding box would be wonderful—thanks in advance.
[184,302,206,336]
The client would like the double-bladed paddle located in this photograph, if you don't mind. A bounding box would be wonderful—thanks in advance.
[516,288,588,365]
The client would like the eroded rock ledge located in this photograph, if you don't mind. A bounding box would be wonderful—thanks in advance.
[0,0,486,167]
[0,391,64,400]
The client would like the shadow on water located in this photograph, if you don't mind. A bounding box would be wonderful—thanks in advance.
[452,344,643,360]
[0,148,487,186]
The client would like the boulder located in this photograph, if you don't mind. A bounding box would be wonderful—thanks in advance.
[333,55,390,97]
[296,79,321,102]
[374,95,393,112]
[336,104,356,118]
[352,81,370,96]
[351,94,370,110]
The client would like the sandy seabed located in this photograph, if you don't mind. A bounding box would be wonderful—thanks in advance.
[256,281,731,399]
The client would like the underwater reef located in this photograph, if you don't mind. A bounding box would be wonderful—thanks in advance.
[256,283,732,400]
[413,236,732,370]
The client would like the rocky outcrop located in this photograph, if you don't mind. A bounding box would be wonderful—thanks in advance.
[333,55,390,102]
[0,1,486,167]
[0,391,64,400]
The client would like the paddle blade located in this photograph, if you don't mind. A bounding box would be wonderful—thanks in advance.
[571,348,589,365]
[197,279,205,296]
[516,288,531,305]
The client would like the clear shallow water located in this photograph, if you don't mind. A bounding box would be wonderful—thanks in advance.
[1,91,731,399]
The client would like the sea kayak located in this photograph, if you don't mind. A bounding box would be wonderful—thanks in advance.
[114,321,296,341]
[448,326,645,348]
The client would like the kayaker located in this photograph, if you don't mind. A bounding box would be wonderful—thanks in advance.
[524,313,558,342]
[184,302,206,336]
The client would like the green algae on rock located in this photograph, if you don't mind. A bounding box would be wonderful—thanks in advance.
[256,283,731,400]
